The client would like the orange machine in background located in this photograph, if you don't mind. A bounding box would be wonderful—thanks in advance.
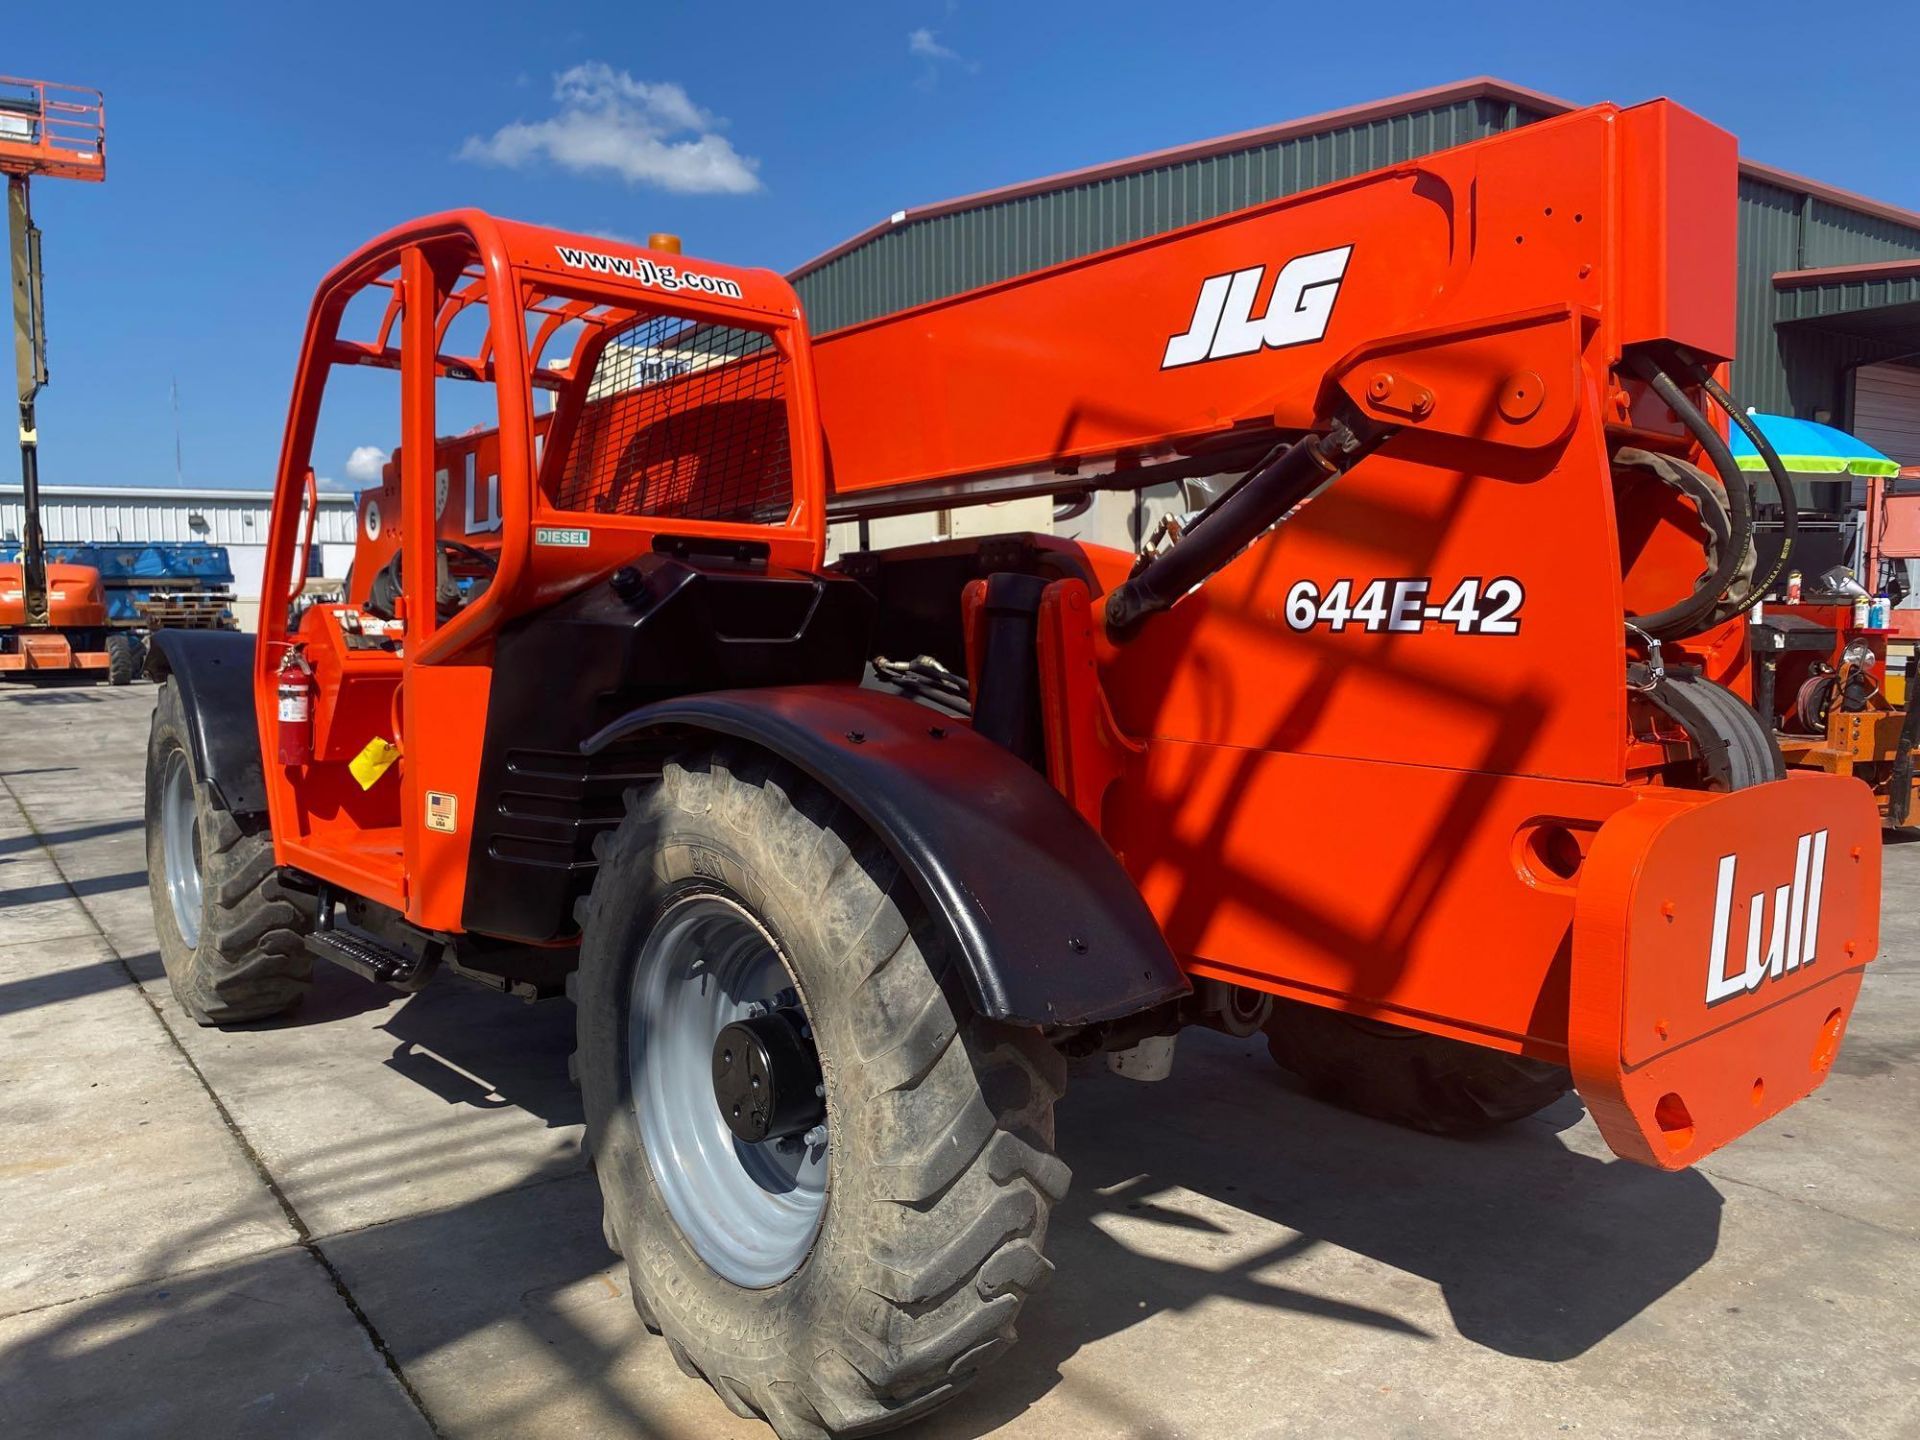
[0,76,122,683]
[0,559,114,676]
[1754,607,1920,830]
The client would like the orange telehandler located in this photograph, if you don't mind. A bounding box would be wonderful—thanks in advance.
[143,96,1879,1437]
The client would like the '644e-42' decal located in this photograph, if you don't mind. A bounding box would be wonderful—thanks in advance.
[1282,577,1526,635]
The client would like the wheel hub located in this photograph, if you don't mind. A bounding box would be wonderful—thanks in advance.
[159,746,203,950]
[628,894,829,1288]
[713,1009,824,1144]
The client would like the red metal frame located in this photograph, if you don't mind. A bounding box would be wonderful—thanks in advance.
[0,78,104,182]
[255,212,822,921]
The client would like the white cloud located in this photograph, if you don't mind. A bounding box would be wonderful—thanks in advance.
[908,27,976,88]
[344,445,389,485]
[908,28,962,63]
[460,63,761,195]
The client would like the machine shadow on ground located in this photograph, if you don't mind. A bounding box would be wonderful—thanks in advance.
[145,964,1721,1439]
[0,975,1725,1440]
[352,965,1724,1373]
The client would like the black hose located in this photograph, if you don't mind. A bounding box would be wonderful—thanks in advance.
[1692,366,1797,607]
[1622,354,1753,640]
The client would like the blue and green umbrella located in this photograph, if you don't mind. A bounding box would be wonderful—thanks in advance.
[1729,412,1901,479]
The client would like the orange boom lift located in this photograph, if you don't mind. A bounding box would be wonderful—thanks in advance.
[143,97,1879,1437]
[0,76,129,682]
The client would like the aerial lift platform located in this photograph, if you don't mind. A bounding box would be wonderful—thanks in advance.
[0,77,126,681]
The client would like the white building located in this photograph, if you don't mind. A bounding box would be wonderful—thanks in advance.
[0,484,359,631]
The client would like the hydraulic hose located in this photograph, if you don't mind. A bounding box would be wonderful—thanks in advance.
[1104,416,1391,637]
[1621,353,1754,640]
[1690,366,1799,609]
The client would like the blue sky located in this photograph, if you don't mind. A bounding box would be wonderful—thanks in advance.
[9,0,1917,491]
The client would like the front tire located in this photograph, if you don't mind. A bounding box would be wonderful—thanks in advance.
[145,679,312,1024]
[573,750,1067,1438]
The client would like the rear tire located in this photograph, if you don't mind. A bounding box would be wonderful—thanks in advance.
[1264,997,1572,1135]
[105,633,136,687]
[145,678,312,1024]
[572,749,1067,1439]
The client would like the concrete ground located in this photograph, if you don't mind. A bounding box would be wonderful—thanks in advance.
[1,682,1916,1440]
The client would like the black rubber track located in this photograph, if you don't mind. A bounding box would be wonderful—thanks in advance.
[1264,998,1574,1135]
[569,749,1068,1439]
[145,678,313,1024]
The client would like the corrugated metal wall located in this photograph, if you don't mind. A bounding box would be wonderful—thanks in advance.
[794,96,1547,335]
[1736,180,1920,417]
[1733,178,1805,416]
[0,487,356,548]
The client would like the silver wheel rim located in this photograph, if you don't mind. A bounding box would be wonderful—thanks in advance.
[159,747,203,950]
[628,893,827,1288]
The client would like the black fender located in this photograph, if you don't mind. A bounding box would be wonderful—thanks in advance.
[144,630,268,817]
[584,684,1189,1028]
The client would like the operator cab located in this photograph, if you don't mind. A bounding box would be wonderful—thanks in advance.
[256,214,826,920]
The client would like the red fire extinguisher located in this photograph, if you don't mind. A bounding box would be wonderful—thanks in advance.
[276,648,315,767]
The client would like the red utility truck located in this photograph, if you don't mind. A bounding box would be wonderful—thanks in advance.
[144,98,1878,1437]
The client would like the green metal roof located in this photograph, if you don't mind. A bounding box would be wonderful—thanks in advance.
[1774,258,1920,340]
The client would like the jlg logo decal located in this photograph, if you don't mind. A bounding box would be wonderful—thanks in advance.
[1705,830,1828,1006]
[1162,245,1353,369]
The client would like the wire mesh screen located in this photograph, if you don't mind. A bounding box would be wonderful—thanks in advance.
[548,314,792,524]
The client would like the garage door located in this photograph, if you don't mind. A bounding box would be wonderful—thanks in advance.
[1853,363,1920,608]
[1853,362,1920,471]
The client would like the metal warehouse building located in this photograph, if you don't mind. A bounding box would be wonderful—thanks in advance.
[793,77,1920,547]
[1,484,359,629]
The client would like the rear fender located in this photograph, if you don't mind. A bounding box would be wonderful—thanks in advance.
[144,630,266,816]
[1571,773,1881,1168]
[584,684,1189,1028]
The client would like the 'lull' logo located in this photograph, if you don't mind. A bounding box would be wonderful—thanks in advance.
[1161,245,1353,369]
[1705,830,1828,1005]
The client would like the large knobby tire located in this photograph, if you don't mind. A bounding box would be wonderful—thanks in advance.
[572,750,1068,1439]
[145,679,312,1024]
[105,633,136,687]
[1264,997,1572,1135]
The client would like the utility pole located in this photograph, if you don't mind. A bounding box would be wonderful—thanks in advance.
[172,375,184,485]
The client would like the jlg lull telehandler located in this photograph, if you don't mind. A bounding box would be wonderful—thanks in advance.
[144,97,1880,1437]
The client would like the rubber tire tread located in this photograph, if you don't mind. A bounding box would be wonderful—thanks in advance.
[1264,997,1573,1135]
[145,677,312,1024]
[106,634,136,687]
[571,749,1067,1439]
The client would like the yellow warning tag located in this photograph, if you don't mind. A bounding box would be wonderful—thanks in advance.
[348,737,401,790]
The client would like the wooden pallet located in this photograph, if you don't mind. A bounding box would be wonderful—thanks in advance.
[137,591,237,631]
